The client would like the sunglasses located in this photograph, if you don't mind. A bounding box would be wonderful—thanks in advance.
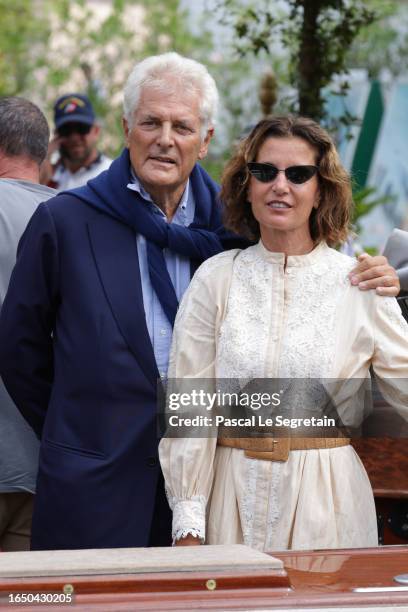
[247,162,318,185]
[57,123,92,137]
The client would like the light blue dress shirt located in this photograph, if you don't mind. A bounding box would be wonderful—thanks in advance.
[127,177,195,379]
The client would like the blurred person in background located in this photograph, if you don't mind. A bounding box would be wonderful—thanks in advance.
[0,96,56,551]
[40,93,111,191]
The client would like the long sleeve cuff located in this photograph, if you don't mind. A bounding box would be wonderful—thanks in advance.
[171,496,206,545]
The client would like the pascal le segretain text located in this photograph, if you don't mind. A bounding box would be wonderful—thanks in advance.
[167,415,336,429]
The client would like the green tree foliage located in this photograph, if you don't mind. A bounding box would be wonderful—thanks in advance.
[346,0,408,78]
[216,0,378,120]
[0,0,213,155]
[142,0,210,57]
[0,0,51,95]
[352,186,391,236]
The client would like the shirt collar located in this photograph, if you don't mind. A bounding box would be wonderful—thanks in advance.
[127,168,189,213]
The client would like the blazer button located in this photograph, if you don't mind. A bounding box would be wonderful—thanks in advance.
[147,457,158,467]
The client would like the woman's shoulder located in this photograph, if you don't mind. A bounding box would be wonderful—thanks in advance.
[177,249,246,322]
[193,248,244,281]
[324,245,357,273]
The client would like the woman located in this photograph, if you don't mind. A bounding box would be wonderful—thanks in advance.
[159,116,408,551]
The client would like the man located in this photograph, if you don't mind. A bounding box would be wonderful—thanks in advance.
[0,97,56,550]
[40,93,111,191]
[0,54,399,551]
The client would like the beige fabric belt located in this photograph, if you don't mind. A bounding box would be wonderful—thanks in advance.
[217,436,351,461]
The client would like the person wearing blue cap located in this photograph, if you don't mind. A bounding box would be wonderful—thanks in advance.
[40,93,111,191]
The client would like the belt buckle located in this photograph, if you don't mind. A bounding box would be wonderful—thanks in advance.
[245,438,290,462]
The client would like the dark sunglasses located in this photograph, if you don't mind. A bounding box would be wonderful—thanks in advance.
[57,123,92,137]
[247,162,318,185]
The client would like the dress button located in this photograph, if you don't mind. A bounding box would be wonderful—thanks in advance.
[160,328,167,336]
[147,457,158,467]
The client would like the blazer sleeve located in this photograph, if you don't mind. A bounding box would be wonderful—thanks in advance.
[0,202,60,439]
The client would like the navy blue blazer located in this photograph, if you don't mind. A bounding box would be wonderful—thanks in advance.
[0,195,171,549]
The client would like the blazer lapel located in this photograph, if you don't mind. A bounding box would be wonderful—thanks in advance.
[87,214,159,388]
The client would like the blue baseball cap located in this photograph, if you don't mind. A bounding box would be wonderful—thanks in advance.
[54,93,95,129]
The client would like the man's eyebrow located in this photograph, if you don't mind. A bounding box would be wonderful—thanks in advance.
[138,113,159,121]
[138,113,194,123]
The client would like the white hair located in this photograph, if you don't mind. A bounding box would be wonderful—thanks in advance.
[123,52,219,140]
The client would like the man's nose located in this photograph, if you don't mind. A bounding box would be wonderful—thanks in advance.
[156,123,174,147]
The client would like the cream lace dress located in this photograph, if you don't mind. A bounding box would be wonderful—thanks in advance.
[159,241,408,551]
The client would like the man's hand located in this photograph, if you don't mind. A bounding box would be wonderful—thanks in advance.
[349,253,400,297]
[175,533,201,546]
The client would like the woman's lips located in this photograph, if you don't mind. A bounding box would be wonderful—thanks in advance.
[266,201,292,209]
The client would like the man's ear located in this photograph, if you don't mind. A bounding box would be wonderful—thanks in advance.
[198,127,214,160]
[122,117,130,147]
[90,124,101,139]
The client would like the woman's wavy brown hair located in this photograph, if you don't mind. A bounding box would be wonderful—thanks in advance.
[220,115,353,246]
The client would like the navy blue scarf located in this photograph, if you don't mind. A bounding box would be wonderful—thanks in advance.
[64,148,246,325]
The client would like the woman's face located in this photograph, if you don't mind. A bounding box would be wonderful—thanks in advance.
[247,135,320,246]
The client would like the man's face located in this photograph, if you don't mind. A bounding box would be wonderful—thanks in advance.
[123,85,213,200]
[57,122,100,164]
